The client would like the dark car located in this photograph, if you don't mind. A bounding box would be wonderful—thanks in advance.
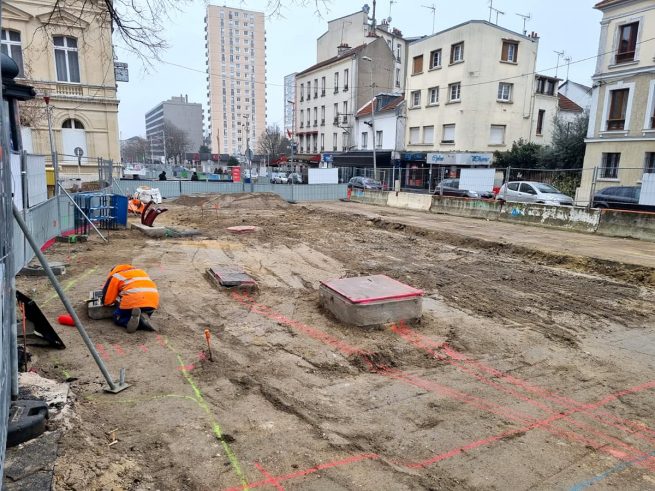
[592,186,655,212]
[433,178,494,199]
[347,176,383,190]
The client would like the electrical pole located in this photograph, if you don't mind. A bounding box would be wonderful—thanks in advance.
[287,99,295,167]
[362,56,377,179]
[554,50,565,78]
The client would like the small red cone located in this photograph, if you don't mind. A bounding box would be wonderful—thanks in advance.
[57,314,75,326]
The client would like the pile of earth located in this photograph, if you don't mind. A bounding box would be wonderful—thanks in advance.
[175,192,290,210]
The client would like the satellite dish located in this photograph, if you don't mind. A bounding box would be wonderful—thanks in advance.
[362,4,370,14]
[387,16,392,23]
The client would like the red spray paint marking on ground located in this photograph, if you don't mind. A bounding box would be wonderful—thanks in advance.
[112,344,125,356]
[230,293,655,472]
[96,343,110,361]
[253,462,285,491]
[197,351,207,362]
[138,344,149,353]
[394,321,655,449]
[391,322,655,461]
[177,364,195,371]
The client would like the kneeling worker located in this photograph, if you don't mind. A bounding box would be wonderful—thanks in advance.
[102,264,159,333]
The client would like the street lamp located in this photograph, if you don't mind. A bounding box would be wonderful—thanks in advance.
[361,56,377,179]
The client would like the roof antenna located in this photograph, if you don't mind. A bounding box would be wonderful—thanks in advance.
[389,0,396,17]
[554,50,565,78]
[421,3,436,34]
[489,0,504,25]
[564,55,572,82]
[516,12,530,35]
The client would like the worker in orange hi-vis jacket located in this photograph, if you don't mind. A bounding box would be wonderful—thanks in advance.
[101,264,159,333]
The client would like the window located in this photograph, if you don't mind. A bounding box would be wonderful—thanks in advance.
[361,132,368,149]
[53,36,80,83]
[334,72,339,93]
[607,88,629,130]
[429,49,442,69]
[448,82,461,102]
[507,182,519,191]
[320,133,324,151]
[300,83,304,101]
[490,125,506,145]
[423,126,434,144]
[536,109,545,135]
[412,55,423,74]
[602,153,620,179]
[645,153,655,174]
[498,83,513,102]
[442,124,455,143]
[651,100,655,129]
[428,87,439,105]
[536,77,556,96]
[342,101,348,123]
[313,107,318,126]
[501,41,518,63]
[616,22,638,64]
[332,132,338,151]
[314,78,318,98]
[395,68,401,88]
[450,42,464,64]
[307,81,311,99]
[1,30,24,77]
[344,69,349,91]
[375,130,382,149]
[62,118,84,129]
[342,132,348,151]
[321,76,326,96]
[299,109,304,127]
[333,103,338,123]
[519,183,537,195]
[321,106,325,125]
[411,90,421,107]
[409,127,420,144]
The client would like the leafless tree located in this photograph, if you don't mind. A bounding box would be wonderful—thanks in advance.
[257,124,291,159]
[121,136,149,163]
[164,120,190,165]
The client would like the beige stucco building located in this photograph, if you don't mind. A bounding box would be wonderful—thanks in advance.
[2,0,120,177]
[205,5,266,156]
[404,21,558,156]
[577,0,655,203]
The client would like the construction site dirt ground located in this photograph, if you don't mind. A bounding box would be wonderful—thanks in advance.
[18,194,655,491]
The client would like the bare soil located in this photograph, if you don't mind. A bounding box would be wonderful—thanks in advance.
[19,195,655,490]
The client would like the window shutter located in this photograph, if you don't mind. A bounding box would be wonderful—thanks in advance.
[409,127,420,144]
[423,126,434,144]
[490,125,505,145]
[501,42,509,61]
[443,124,455,142]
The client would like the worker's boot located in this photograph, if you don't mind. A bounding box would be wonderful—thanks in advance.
[126,308,141,333]
[139,314,157,332]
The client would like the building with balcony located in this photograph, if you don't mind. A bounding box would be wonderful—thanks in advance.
[205,5,266,156]
[294,38,395,162]
[577,0,655,203]
[2,1,120,177]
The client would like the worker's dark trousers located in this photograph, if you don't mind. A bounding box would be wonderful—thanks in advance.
[113,307,154,329]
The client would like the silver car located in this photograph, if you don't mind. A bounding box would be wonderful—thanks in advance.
[498,181,573,206]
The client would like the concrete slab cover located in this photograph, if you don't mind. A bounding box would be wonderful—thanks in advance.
[208,265,257,287]
[227,225,258,234]
[320,275,423,304]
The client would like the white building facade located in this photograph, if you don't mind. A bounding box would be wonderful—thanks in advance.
[404,21,558,156]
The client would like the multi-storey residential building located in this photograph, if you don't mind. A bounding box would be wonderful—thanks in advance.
[402,20,558,188]
[577,0,655,203]
[145,95,203,162]
[316,7,407,92]
[294,38,395,161]
[206,5,266,156]
[2,0,120,176]
[283,73,296,137]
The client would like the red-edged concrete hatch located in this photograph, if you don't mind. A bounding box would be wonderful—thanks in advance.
[227,226,258,234]
[319,275,423,326]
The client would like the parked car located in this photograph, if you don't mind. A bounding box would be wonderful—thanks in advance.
[433,178,494,199]
[347,176,383,190]
[592,186,655,212]
[270,173,288,184]
[287,172,303,184]
[497,181,574,206]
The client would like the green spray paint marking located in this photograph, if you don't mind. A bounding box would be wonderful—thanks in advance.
[161,336,249,489]
[42,266,98,306]
[85,393,197,405]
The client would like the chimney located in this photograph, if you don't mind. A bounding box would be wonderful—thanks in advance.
[337,43,351,55]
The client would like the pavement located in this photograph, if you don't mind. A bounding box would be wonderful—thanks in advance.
[310,201,655,269]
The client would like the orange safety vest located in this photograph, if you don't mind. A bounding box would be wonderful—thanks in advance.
[102,264,159,310]
[128,199,145,215]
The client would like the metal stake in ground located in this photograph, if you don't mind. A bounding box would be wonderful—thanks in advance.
[204,329,213,361]
[12,204,129,393]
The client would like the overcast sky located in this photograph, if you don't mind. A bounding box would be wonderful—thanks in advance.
[116,0,603,141]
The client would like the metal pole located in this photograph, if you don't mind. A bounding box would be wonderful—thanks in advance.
[58,183,108,242]
[46,104,63,234]
[12,204,128,393]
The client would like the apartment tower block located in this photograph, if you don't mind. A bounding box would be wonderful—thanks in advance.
[205,5,266,156]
